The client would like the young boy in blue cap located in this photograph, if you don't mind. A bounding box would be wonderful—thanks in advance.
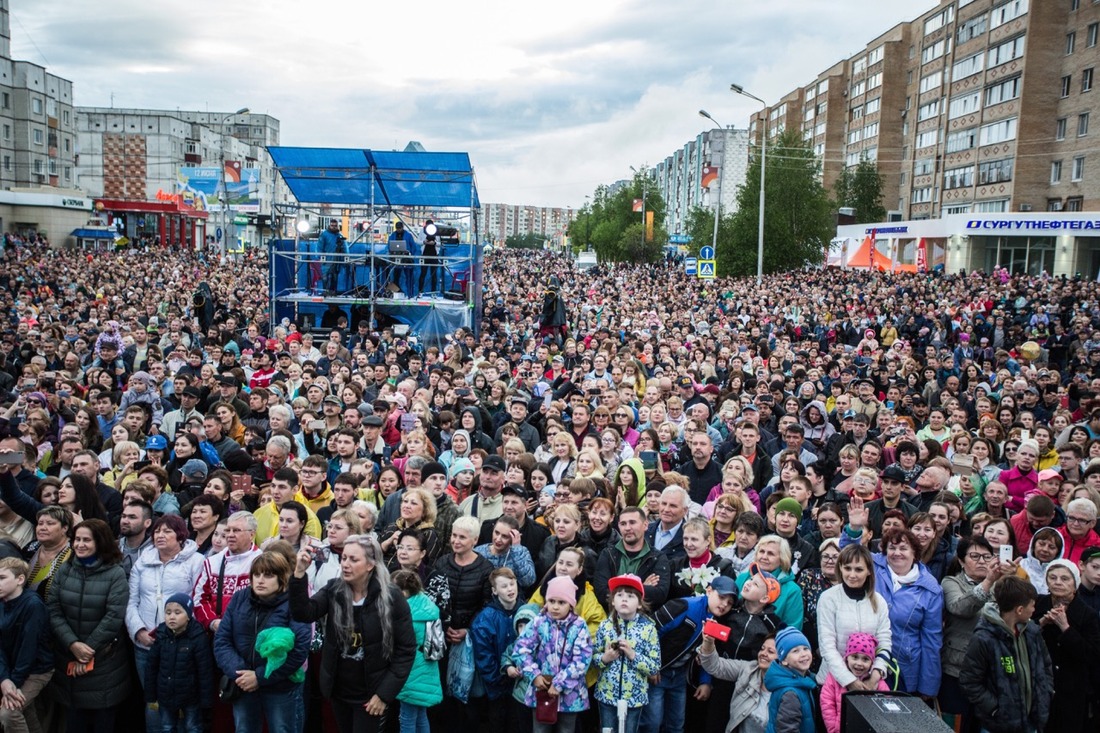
[144,592,216,733]
[765,626,816,733]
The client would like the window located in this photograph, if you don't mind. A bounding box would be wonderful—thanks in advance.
[943,165,974,189]
[1052,160,1063,183]
[946,128,977,153]
[804,107,815,122]
[975,199,1009,213]
[853,57,867,75]
[952,53,985,81]
[0,92,8,109]
[1066,196,1084,212]
[31,98,41,115]
[867,46,884,66]
[985,76,1021,105]
[851,80,866,97]
[863,122,880,139]
[62,110,69,124]
[32,129,42,145]
[923,38,950,64]
[990,0,1028,29]
[914,158,935,176]
[920,71,943,93]
[916,129,940,148]
[1084,68,1094,92]
[1080,112,1090,136]
[32,158,41,174]
[979,117,1017,145]
[1073,156,1085,181]
[64,166,71,181]
[918,99,941,121]
[958,14,988,43]
[805,85,817,101]
[1057,118,1068,140]
[979,158,1013,184]
[846,151,862,167]
[864,98,881,115]
[867,72,883,90]
[912,187,933,204]
[989,36,1026,66]
[2,156,9,172]
[851,105,864,121]
[818,79,829,94]
[48,158,56,175]
[1068,31,1077,54]
[944,204,972,214]
[815,121,826,136]
[864,146,878,161]
[950,91,982,118]
[848,129,863,144]
[1048,198,1064,211]
[1063,75,1073,97]
[1090,23,1099,47]
[1,124,8,141]
[816,101,827,115]
[925,6,955,35]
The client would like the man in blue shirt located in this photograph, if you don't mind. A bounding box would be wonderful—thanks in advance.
[318,219,346,292]
[388,221,419,297]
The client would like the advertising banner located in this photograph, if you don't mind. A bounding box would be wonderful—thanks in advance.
[178,162,261,213]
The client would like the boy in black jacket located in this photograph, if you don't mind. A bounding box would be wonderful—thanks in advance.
[0,557,54,733]
[145,592,216,733]
[959,576,1053,733]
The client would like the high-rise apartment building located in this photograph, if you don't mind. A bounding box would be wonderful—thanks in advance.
[481,202,575,246]
[654,127,749,238]
[755,0,1098,219]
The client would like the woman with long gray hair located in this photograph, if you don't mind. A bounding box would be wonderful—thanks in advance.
[291,533,418,733]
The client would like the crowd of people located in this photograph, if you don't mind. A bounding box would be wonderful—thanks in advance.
[1,237,1100,733]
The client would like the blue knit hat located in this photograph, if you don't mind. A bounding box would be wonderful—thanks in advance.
[775,626,810,663]
[165,592,194,619]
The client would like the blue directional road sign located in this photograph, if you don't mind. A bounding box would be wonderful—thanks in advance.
[699,245,715,260]
[698,260,716,279]
[685,257,697,275]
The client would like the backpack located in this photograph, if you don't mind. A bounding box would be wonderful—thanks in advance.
[421,618,446,661]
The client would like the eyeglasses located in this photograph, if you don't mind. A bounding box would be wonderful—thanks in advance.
[300,469,324,476]
[1067,516,1094,524]
[966,552,994,562]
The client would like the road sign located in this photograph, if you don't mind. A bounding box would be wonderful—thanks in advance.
[233,215,249,225]
[684,257,697,275]
[669,234,691,244]
[699,245,715,260]
[215,227,223,241]
[698,260,716,279]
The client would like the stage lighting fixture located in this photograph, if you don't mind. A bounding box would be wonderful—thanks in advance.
[296,219,311,234]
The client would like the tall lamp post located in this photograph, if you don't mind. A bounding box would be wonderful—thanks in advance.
[730,84,766,283]
[698,110,725,263]
[219,107,250,256]
[584,194,591,251]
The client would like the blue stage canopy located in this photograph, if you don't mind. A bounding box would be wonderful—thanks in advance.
[267,147,479,209]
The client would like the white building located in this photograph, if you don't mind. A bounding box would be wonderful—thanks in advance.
[654,128,749,241]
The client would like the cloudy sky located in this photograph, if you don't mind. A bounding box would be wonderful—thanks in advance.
[14,0,926,207]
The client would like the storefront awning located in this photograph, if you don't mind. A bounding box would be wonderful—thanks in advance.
[70,228,115,239]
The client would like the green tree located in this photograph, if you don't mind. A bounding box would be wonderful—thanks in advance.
[720,128,833,277]
[684,205,736,259]
[567,169,667,263]
[835,156,886,224]
[504,232,547,249]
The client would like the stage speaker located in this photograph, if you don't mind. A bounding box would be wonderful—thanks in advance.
[841,692,951,733]
[443,290,465,301]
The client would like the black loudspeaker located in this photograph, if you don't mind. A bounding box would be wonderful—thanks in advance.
[443,290,465,301]
[841,692,952,733]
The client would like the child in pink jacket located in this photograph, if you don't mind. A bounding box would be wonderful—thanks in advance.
[819,632,890,733]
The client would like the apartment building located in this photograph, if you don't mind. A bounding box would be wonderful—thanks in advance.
[76,108,286,249]
[761,0,1100,275]
[481,202,575,246]
[653,127,749,238]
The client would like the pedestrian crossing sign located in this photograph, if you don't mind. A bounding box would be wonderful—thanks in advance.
[698,260,716,279]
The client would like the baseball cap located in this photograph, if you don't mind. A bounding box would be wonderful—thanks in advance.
[181,459,208,480]
[501,483,528,500]
[676,376,694,389]
[181,386,202,399]
[482,455,506,473]
[323,395,343,407]
[145,435,168,451]
[362,415,384,428]
[708,576,738,596]
[881,465,907,483]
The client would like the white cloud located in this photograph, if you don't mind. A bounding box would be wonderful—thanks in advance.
[12,0,927,206]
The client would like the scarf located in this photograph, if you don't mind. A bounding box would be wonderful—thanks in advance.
[888,563,920,592]
[689,551,713,568]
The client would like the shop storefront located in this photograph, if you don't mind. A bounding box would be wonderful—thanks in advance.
[94,195,208,249]
[835,213,1100,277]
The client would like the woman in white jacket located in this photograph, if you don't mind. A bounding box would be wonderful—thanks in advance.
[815,543,893,689]
[125,515,205,701]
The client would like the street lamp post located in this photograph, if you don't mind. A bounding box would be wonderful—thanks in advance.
[698,110,725,264]
[731,84,767,283]
[584,194,591,250]
[219,107,250,256]
[630,165,646,253]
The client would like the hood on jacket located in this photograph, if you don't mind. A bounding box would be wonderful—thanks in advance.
[1026,526,1064,563]
[800,400,832,431]
[407,591,441,623]
[616,458,647,506]
[138,538,200,566]
[513,602,540,633]
[460,407,483,433]
[450,430,472,458]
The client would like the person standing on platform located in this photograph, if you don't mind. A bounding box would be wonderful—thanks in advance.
[419,233,440,295]
[320,219,347,293]
[389,221,419,298]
